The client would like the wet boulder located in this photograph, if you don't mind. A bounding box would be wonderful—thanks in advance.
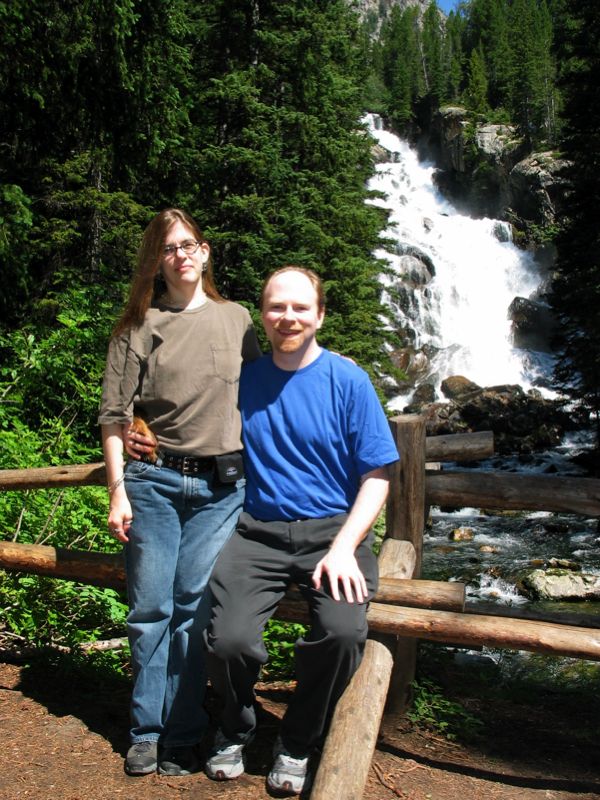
[509,296,556,352]
[407,376,573,454]
[372,143,393,164]
[441,375,482,401]
[450,527,474,542]
[522,569,600,601]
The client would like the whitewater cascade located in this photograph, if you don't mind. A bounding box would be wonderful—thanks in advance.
[365,114,552,410]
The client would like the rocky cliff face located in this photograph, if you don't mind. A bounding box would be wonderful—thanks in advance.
[355,0,434,27]
[427,106,569,240]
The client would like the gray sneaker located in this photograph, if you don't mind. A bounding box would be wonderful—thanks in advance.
[125,740,158,775]
[267,738,310,795]
[205,730,252,780]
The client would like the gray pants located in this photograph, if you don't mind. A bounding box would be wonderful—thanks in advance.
[205,512,378,755]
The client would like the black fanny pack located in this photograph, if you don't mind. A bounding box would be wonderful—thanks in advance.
[214,451,244,484]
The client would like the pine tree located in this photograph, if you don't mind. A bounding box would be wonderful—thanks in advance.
[184,0,393,365]
[379,5,423,127]
[507,0,557,145]
[0,0,197,322]
[551,0,600,433]
[422,2,446,106]
[461,0,511,111]
[466,45,489,113]
[443,10,466,103]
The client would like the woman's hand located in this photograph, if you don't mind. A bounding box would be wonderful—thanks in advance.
[107,488,133,543]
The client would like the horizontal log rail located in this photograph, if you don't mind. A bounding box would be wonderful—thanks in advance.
[272,598,600,662]
[0,541,464,611]
[426,470,600,516]
[364,602,600,662]
[2,448,599,522]
[17,540,600,662]
[466,600,600,630]
[426,430,494,462]
[0,463,107,491]
[0,431,492,492]
[0,541,126,590]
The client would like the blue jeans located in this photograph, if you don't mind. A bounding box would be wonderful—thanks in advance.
[124,458,244,746]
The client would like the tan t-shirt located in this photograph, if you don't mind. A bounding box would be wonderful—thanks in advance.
[98,299,261,455]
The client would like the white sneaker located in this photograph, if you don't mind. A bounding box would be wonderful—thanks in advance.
[267,738,310,795]
[205,730,251,780]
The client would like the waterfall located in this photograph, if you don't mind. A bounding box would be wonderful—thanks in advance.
[365,114,554,410]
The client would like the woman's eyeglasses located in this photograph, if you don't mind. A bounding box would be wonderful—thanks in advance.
[163,240,201,257]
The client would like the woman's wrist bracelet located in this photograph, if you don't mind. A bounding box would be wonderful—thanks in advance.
[107,475,125,494]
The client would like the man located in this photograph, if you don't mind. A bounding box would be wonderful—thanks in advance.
[204,267,400,795]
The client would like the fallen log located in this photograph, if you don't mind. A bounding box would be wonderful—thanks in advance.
[310,539,413,800]
[426,470,600,516]
[426,431,494,463]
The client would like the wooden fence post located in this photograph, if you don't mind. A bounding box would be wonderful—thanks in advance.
[385,414,426,713]
[309,539,416,800]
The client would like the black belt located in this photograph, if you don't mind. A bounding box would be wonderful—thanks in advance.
[158,452,215,475]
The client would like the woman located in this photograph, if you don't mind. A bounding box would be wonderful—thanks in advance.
[98,209,260,777]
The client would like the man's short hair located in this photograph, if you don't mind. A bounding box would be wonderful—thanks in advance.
[260,266,326,312]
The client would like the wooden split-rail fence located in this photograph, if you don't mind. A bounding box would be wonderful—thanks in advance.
[1,414,600,799]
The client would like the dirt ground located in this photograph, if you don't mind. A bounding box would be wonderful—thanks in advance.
[1,656,599,800]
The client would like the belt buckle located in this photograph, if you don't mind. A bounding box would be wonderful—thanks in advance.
[181,455,195,475]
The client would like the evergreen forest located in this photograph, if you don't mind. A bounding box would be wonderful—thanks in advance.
[0,0,599,664]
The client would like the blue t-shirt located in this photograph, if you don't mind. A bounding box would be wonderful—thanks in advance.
[239,349,400,521]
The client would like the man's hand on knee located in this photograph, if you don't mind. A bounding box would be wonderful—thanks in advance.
[312,546,367,603]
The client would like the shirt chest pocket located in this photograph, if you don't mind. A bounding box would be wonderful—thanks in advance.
[211,345,242,384]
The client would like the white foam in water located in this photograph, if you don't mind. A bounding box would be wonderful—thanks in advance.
[467,573,528,605]
[475,532,520,549]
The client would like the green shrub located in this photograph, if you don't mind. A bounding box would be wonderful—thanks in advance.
[408,677,484,741]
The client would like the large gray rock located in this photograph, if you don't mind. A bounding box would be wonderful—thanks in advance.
[433,106,471,173]
[441,375,482,401]
[356,0,437,29]
[508,152,570,226]
[406,377,573,453]
[475,124,519,161]
[523,569,600,601]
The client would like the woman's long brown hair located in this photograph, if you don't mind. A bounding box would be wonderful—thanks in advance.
[113,209,224,336]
